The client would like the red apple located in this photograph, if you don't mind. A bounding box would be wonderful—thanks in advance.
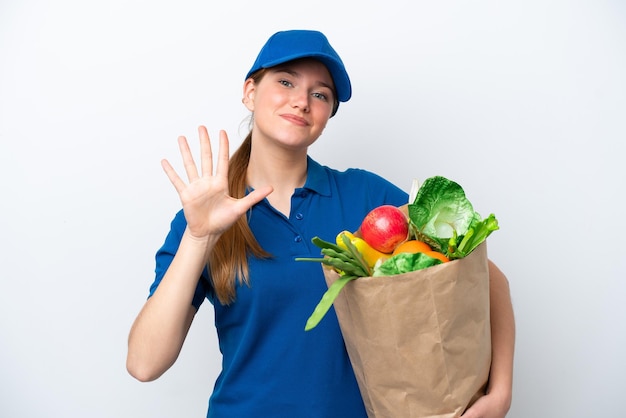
[360,205,409,253]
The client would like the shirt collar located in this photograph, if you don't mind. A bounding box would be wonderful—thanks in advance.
[302,156,332,197]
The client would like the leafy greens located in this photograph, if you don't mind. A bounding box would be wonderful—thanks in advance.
[373,252,443,277]
[408,176,499,260]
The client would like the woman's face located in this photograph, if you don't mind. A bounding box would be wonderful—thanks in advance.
[243,58,336,151]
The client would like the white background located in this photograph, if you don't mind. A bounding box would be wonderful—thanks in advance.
[1,1,624,417]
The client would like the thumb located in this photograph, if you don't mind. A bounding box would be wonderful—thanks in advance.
[241,185,273,207]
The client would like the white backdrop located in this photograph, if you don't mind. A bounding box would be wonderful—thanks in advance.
[1,1,624,417]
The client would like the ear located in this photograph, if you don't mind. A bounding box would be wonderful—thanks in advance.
[242,79,256,112]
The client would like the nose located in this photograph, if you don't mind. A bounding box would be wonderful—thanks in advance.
[291,88,310,112]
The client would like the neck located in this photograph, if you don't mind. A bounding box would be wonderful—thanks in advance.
[247,145,308,191]
[246,141,308,216]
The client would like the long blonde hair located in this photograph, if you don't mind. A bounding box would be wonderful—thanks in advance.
[208,70,271,305]
[208,132,271,305]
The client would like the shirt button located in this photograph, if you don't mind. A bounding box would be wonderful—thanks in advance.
[295,213,304,220]
[294,235,303,243]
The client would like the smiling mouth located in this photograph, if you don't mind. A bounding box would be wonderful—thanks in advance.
[281,113,309,126]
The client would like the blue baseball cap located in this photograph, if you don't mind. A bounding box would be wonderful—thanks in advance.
[245,30,352,104]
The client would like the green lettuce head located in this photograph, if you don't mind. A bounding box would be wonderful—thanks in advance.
[408,176,499,259]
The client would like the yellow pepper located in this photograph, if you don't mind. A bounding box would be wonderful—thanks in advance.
[351,237,389,267]
[335,231,388,268]
[335,230,356,249]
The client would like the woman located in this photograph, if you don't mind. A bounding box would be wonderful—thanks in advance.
[126,30,515,417]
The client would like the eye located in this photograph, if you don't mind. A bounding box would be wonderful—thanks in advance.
[279,79,293,87]
[312,91,329,102]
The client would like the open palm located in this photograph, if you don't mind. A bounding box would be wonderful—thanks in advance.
[161,126,272,240]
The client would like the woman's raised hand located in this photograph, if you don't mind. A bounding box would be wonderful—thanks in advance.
[161,126,273,241]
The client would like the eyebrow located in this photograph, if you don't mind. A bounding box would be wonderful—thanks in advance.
[273,66,335,92]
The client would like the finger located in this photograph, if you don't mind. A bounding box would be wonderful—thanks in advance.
[177,135,200,181]
[459,399,484,418]
[161,158,186,193]
[197,125,214,177]
[241,185,273,208]
[215,130,230,180]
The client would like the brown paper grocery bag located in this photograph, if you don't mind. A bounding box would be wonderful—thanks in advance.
[324,242,491,418]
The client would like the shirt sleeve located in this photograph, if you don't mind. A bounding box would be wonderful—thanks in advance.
[352,168,409,208]
[148,209,211,309]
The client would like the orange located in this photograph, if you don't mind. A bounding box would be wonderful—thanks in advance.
[392,240,432,256]
[424,250,450,263]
